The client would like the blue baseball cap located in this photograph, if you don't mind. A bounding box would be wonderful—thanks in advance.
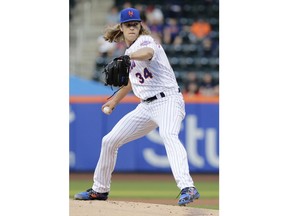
[120,8,142,23]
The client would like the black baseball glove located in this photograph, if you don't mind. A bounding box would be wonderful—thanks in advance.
[103,55,131,87]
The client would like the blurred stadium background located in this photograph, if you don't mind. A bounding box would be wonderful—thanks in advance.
[70,0,219,92]
[69,0,219,209]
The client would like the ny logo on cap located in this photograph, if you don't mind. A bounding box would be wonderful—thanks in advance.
[128,10,134,17]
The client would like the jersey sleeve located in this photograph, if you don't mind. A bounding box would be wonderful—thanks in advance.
[136,35,158,60]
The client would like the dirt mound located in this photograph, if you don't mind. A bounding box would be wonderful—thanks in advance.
[70,199,219,216]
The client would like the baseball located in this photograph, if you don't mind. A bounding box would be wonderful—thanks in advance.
[103,106,111,115]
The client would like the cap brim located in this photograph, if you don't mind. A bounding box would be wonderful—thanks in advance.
[121,19,142,23]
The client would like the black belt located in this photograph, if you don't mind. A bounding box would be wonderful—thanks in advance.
[143,88,180,103]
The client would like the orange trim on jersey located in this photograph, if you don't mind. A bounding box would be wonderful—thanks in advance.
[70,95,218,104]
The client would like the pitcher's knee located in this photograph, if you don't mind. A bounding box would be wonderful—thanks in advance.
[101,134,121,152]
[159,131,178,143]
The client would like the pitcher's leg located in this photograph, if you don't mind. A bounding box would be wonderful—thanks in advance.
[156,97,194,190]
[93,105,157,193]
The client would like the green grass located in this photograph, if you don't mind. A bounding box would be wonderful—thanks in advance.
[70,179,219,210]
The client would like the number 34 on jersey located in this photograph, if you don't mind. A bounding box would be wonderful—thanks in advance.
[135,68,153,84]
[130,60,153,84]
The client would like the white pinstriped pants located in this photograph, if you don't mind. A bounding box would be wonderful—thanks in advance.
[92,93,194,193]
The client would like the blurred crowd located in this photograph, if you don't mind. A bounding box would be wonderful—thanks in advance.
[76,0,219,97]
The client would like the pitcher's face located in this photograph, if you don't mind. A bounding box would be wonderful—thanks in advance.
[121,22,141,45]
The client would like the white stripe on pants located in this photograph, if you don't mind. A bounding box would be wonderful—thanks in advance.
[92,93,194,192]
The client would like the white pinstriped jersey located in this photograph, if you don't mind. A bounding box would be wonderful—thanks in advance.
[125,35,179,100]
[92,37,195,194]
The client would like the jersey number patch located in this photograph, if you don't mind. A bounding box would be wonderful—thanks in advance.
[135,68,153,84]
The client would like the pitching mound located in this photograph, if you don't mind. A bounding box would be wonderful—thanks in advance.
[70,199,219,216]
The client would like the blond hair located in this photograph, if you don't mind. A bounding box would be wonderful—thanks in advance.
[103,23,150,43]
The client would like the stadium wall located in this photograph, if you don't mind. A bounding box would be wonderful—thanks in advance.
[69,95,219,173]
